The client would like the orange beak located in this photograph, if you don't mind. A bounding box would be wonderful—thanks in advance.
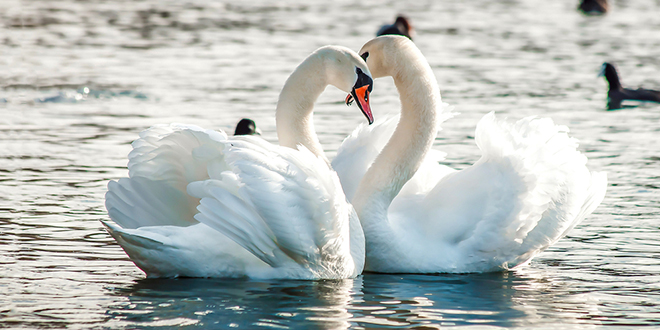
[347,85,373,125]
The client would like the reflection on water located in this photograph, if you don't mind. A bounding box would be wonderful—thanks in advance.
[108,278,359,329]
[2,0,660,328]
[104,271,608,329]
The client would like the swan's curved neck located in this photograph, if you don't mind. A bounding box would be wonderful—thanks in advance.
[352,48,439,226]
[276,55,329,163]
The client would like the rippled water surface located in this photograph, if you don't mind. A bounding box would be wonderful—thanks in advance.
[2,0,660,328]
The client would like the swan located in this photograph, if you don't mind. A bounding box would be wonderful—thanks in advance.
[335,36,607,273]
[103,45,374,279]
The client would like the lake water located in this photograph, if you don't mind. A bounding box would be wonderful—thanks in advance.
[2,0,660,328]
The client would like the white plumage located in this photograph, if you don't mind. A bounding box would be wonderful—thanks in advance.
[103,45,372,279]
[334,36,607,273]
[105,124,364,279]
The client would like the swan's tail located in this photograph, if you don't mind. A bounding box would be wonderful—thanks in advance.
[101,219,257,278]
[101,219,177,277]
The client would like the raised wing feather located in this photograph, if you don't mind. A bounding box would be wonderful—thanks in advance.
[106,124,361,278]
[106,124,228,229]
[188,136,358,275]
[392,112,607,271]
[106,177,197,229]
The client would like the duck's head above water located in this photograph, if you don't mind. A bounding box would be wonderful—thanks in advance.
[599,62,614,77]
[599,62,621,90]
[234,118,261,136]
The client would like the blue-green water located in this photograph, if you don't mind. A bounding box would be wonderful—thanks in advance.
[2,0,659,328]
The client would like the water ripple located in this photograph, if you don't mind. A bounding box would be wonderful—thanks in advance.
[2,0,660,328]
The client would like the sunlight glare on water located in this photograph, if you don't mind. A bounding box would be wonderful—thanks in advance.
[1,0,660,328]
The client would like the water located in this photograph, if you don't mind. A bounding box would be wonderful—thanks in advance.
[2,0,660,328]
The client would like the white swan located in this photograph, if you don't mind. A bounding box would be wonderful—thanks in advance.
[334,36,607,273]
[103,45,374,279]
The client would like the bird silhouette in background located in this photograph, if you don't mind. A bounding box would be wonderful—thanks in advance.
[599,63,660,110]
[233,118,262,135]
[376,15,414,40]
[578,0,608,15]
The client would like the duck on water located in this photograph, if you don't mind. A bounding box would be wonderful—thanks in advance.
[599,62,660,110]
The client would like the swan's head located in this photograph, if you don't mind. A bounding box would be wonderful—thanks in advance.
[315,46,374,125]
[357,35,418,79]
[347,67,375,125]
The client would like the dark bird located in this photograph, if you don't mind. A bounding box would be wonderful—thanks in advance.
[234,118,262,135]
[578,0,608,15]
[599,63,660,110]
[376,15,414,40]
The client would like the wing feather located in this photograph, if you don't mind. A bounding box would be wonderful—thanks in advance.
[105,124,228,229]
[397,112,606,271]
[189,137,355,271]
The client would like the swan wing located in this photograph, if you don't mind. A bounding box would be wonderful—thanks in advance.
[104,125,278,278]
[399,113,606,271]
[105,125,360,278]
[128,123,229,191]
[105,124,229,229]
[468,112,607,262]
[189,137,361,277]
